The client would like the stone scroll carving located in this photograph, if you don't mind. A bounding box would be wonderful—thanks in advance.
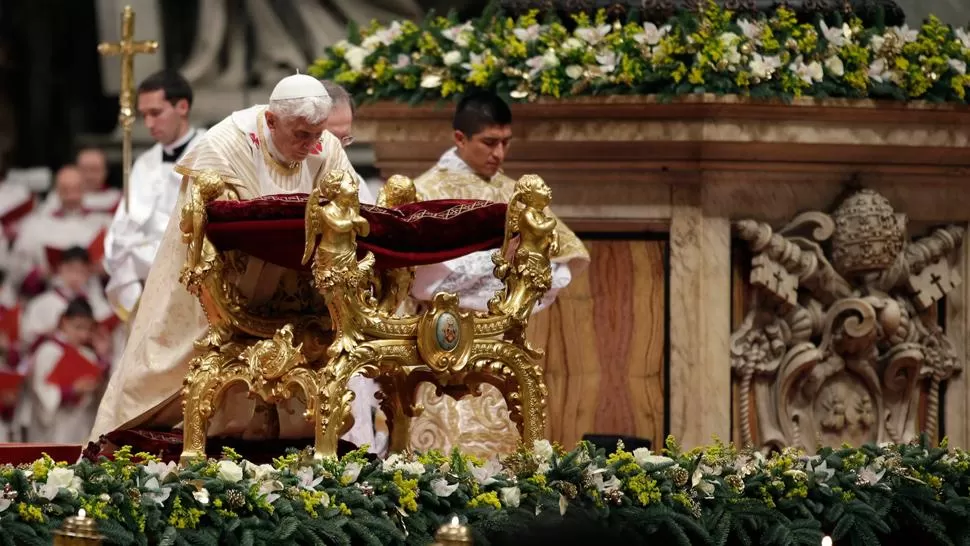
[730,188,964,452]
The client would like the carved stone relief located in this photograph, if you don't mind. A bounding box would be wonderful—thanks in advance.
[730,188,964,452]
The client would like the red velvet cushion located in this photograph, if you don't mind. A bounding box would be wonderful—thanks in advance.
[205,195,508,270]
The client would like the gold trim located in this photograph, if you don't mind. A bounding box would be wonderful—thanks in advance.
[178,168,555,464]
[257,112,301,177]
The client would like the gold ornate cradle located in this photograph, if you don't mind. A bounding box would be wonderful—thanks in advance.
[176,169,557,464]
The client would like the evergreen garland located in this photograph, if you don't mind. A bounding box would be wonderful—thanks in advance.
[1,436,970,544]
[308,0,970,106]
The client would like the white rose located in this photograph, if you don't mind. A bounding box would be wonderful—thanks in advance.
[420,74,443,88]
[565,65,584,79]
[533,439,554,462]
[824,56,845,77]
[344,46,369,72]
[443,50,463,66]
[217,460,244,483]
[500,486,521,507]
[47,467,82,494]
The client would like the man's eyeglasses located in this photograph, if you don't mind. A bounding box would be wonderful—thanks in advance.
[340,135,355,148]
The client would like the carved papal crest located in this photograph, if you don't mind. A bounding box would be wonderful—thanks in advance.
[730,189,964,451]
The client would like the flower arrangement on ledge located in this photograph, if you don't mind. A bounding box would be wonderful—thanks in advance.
[307,0,970,105]
[3,436,970,545]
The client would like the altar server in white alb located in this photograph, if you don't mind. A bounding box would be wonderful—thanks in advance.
[103,71,206,320]
[90,74,376,447]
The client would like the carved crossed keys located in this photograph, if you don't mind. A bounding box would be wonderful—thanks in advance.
[730,189,965,451]
[177,169,555,463]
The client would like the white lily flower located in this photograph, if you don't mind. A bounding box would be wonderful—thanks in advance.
[431,478,459,497]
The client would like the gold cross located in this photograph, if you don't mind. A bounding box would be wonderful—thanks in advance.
[97,5,159,209]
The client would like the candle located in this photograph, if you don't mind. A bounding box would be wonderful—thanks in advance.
[822,536,833,546]
[434,515,472,545]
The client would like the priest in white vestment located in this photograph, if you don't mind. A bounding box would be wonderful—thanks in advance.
[0,167,111,308]
[89,75,378,449]
[104,71,206,320]
[407,91,590,457]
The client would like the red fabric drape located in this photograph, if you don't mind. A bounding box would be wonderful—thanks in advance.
[205,196,508,271]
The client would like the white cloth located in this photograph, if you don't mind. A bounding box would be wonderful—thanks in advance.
[103,129,207,314]
[412,252,572,313]
[18,338,102,444]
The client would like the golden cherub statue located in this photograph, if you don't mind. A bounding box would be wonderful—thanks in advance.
[489,174,559,319]
[178,169,238,291]
[377,174,417,208]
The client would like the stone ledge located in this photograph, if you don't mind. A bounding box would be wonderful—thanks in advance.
[354,95,970,183]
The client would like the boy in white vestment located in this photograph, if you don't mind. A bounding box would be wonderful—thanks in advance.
[21,298,109,444]
[20,247,113,355]
[104,71,206,320]
[90,75,377,449]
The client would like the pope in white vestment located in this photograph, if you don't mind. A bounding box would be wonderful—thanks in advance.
[89,75,377,447]
[103,128,206,318]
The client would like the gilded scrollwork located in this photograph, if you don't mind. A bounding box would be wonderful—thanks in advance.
[731,188,965,452]
[309,172,556,458]
[178,168,556,463]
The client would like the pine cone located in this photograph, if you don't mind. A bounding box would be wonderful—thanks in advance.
[669,467,689,487]
[555,481,578,500]
[605,489,624,505]
[356,482,375,497]
[225,489,246,508]
[128,488,142,504]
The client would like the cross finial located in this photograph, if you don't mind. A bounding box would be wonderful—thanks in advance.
[97,5,159,211]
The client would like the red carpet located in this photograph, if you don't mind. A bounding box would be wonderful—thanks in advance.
[0,443,82,465]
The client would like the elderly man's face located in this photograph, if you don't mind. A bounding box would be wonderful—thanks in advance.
[327,104,354,147]
[266,111,326,162]
[76,149,107,191]
[55,167,86,211]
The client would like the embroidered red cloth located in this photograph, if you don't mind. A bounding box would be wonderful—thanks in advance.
[205,196,508,271]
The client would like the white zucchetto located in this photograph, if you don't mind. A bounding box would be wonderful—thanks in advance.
[269,74,329,101]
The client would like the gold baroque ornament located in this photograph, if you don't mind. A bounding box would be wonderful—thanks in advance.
[730,188,965,452]
[177,168,553,463]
